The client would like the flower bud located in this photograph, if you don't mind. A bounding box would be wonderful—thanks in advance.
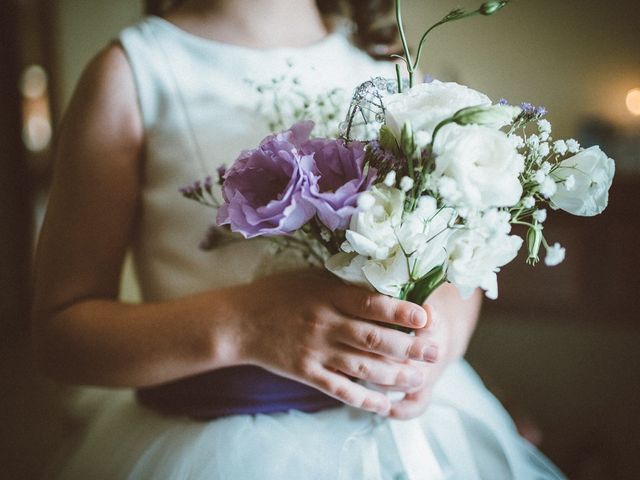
[480,1,508,16]
[453,104,521,129]
[400,121,415,157]
[526,225,543,265]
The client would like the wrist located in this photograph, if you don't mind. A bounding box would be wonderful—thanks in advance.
[205,285,255,369]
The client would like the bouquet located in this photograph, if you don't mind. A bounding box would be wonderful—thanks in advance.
[182,0,615,310]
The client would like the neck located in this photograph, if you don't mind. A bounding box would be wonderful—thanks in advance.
[165,0,330,49]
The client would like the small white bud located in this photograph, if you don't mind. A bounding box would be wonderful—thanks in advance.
[537,119,552,134]
[522,196,536,209]
[540,177,558,198]
[509,135,525,149]
[534,170,547,185]
[383,171,396,187]
[538,142,550,157]
[533,209,547,223]
[564,174,576,191]
[553,140,568,156]
[399,176,414,192]
[545,242,566,266]
[566,139,581,153]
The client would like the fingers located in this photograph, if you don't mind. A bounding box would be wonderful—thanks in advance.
[331,286,427,329]
[335,320,438,363]
[308,368,391,416]
[324,350,425,390]
[389,387,432,420]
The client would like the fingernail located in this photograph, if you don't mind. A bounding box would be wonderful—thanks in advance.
[411,308,427,327]
[422,344,438,362]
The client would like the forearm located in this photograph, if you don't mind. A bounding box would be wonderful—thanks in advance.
[427,283,482,361]
[32,289,243,388]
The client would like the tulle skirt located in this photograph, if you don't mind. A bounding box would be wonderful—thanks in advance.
[50,360,565,480]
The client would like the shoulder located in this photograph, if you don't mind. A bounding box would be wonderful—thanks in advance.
[62,42,143,155]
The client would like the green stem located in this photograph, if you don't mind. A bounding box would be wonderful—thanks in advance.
[395,0,414,87]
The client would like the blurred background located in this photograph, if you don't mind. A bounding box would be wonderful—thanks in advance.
[1,0,638,478]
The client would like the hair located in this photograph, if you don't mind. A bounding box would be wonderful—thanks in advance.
[144,0,399,59]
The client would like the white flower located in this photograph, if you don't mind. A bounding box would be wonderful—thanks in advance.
[357,192,375,211]
[509,135,525,149]
[325,252,371,289]
[550,146,615,216]
[564,174,576,191]
[527,134,540,148]
[553,140,568,156]
[538,142,550,157]
[540,177,558,198]
[446,210,523,299]
[361,247,410,296]
[540,161,552,174]
[383,171,396,187]
[533,209,547,223]
[538,119,552,134]
[534,169,547,185]
[399,176,414,192]
[432,124,524,209]
[522,196,535,209]
[384,80,491,147]
[544,242,566,266]
[328,245,422,299]
[540,132,550,142]
[566,139,581,153]
[344,185,404,259]
[397,203,456,280]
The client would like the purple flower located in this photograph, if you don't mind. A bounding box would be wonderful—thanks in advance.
[520,102,535,114]
[301,139,376,231]
[216,121,316,238]
[535,105,548,117]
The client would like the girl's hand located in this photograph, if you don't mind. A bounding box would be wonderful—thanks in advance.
[388,285,482,420]
[228,270,440,416]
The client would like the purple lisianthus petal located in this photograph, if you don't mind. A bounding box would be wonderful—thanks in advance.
[301,139,376,231]
[216,122,316,238]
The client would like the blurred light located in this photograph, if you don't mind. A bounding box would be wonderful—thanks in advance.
[20,64,48,100]
[22,114,52,152]
[626,88,640,116]
[20,64,52,154]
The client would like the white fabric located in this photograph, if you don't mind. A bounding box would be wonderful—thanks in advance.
[52,16,565,479]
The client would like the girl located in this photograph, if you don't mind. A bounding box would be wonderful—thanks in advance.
[33,0,565,477]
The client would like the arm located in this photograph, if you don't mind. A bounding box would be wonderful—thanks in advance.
[31,45,439,416]
[31,44,240,387]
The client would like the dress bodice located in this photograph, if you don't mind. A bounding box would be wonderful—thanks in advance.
[118,16,394,417]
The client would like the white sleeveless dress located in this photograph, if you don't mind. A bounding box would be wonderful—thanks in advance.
[52,16,565,480]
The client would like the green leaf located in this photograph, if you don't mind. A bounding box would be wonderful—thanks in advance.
[379,125,400,154]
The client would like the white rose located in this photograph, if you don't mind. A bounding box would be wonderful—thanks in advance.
[550,146,615,217]
[325,248,410,298]
[325,252,371,289]
[446,210,523,299]
[432,124,524,209]
[396,200,456,280]
[384,80,491,147]
[344,185,404,260]
[361,246,411,297]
